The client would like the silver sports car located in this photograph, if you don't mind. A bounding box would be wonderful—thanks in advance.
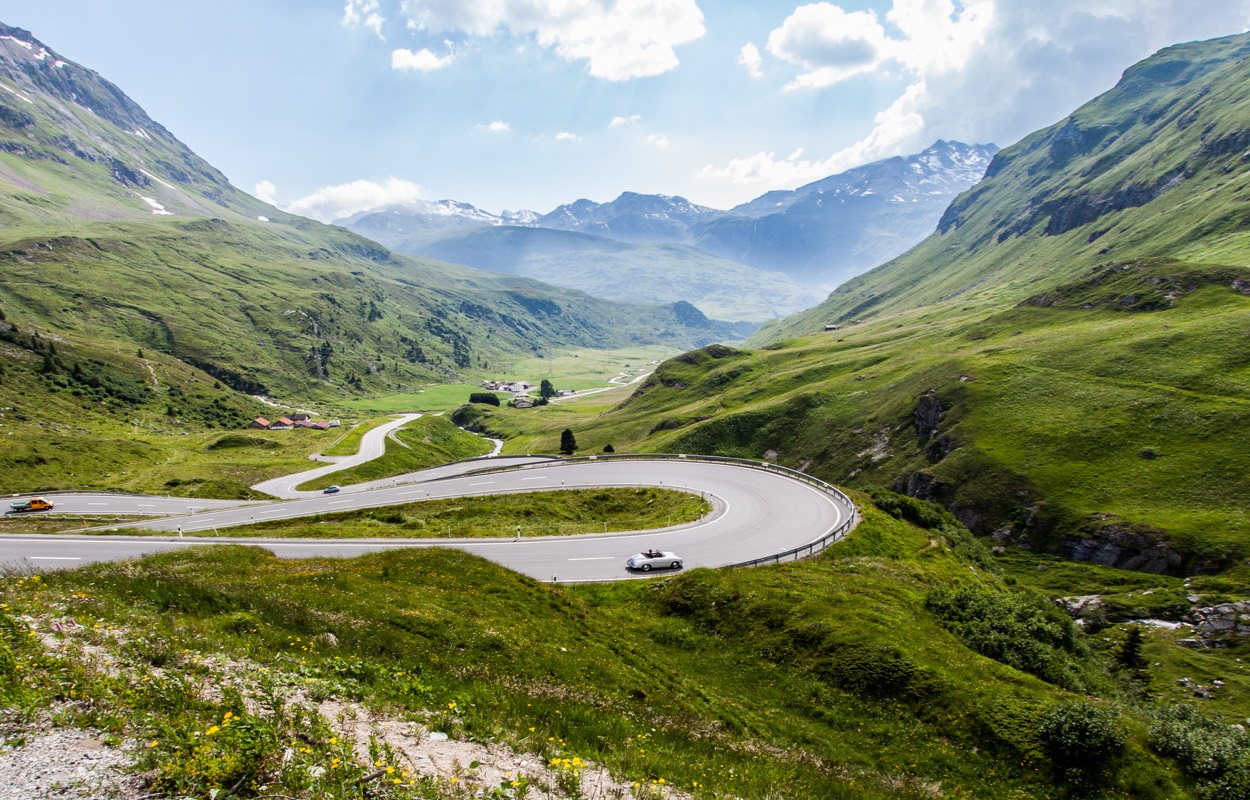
[626,550,684,572]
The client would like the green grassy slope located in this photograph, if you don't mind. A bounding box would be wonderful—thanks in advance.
[757,32,1250,340]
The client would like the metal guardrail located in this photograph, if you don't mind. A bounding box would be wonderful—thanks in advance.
[459,452,860,570]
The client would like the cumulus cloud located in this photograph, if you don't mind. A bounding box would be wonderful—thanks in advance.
[738,43,763,78]
[555,131,579,141]
[253,179,279,206]
[342,0,386,39]
[392,47,455,71]
[767,3,898,91]
[282,177,425,223]
[610,114,641,127]
[479,120,511,132]
[704,0,1250,192]
[398,0,706,80]
[648,133,670,148]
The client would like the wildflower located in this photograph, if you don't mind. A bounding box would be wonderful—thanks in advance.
[205,726,220,736]
[148,741,158,748]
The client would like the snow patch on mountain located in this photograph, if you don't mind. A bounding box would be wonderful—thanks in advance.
[138,195,173,216]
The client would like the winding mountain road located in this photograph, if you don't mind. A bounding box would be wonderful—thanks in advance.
[0,458,855,583]
[251,413,424,499]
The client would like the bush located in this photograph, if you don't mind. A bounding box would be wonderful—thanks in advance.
[1037,699,1124,772]
[925,585,1089,691]
[468,392,500,406]
[1150,704,1250,799]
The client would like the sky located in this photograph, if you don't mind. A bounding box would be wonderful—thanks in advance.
[7,1,1250,220]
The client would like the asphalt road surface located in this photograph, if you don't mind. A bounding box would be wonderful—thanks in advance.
[0,459,852,583]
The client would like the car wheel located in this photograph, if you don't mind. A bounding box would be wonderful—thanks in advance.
[671,561,681,569]
[640,564,651,572]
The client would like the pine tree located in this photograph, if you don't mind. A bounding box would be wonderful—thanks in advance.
[559,428,577,455]
[540,379,557,399]
[1116,625,1147,674]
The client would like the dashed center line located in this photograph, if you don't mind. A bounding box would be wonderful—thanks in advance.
[469,481,495,486]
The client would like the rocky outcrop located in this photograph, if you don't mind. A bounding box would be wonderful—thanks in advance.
[1060,517,1182,574]
[914,393,943,442]
[1180,601,1250,647]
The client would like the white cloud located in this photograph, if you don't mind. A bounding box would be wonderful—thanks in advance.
[610,114,641,127]
[737,42,763,78]
[282,177,425,223]
[342,0,386,39]
[767,3,894,91]
[555,131,579,141]
[479,120,511,132]
[648,133,670,148]
[705,0,1250,195]
[253,179,278,206]
[392,47,455,71]
[398,0,706,80]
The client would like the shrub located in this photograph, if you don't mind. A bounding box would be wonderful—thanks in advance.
[1037,699,1124,773]
[1150,704,1250,799]
[468,392,501,406]
[925,585,1089,691]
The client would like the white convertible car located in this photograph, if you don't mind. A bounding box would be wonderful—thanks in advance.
[626,549,684,572]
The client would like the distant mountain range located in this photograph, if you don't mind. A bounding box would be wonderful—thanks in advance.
[337,141,997,320]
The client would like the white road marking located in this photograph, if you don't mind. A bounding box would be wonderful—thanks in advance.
[521,476,547,481]
[469,481,495,486]
[87,503,107,506]
[328,500,352,506]
[398,490,425,496]
[28,556,82,561]
[568,556,614,561]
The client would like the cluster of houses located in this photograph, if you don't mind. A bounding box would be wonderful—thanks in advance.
[248,413,340,431]
[480,380,532,393]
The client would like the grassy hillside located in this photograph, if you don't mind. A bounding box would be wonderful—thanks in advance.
[7,495,1245,799]
[759,32,1250,340]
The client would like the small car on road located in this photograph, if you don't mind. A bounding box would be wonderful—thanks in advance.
[626,549,683,572]
[323,485,340,494]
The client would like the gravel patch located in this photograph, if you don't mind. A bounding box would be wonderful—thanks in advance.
[0,728,142,800]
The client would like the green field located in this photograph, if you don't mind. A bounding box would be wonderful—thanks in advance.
[83,488,708,539]
[338,384,508,413]
[338,346,679,414]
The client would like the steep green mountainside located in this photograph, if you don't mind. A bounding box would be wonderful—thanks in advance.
[760,32,1250,340]
[466,33,1250,577]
